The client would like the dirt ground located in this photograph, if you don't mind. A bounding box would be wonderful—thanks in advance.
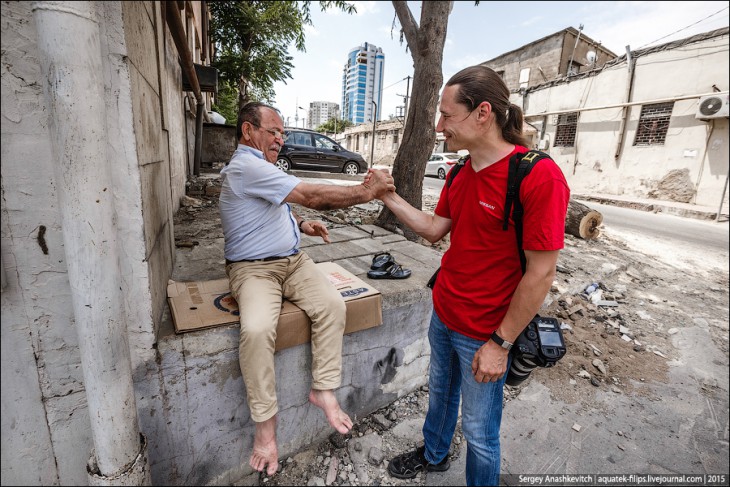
[175,174,729,486]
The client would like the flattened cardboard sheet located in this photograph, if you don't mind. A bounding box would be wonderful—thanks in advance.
[167,262,382,351]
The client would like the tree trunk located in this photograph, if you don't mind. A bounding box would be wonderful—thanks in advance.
[376,1,452,241]
[566,199,603,240]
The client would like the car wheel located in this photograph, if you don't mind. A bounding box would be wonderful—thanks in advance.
[343,162,359,176]
[275,157,291,172]
[438,167,446,179]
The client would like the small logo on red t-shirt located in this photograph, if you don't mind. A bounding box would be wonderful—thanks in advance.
[479,200,495,211]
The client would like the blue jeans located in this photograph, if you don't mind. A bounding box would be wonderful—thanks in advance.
[422,311,510,486]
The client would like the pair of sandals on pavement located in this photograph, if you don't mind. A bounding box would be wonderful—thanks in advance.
[367,251,412,279]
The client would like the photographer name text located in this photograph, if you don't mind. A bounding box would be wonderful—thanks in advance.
[505,473,727,486]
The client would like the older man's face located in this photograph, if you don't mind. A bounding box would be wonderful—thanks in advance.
[243,108,285,163]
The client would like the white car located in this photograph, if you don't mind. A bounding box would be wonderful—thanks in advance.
[425,152,461,179]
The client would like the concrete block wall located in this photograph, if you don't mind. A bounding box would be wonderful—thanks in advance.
[136,227,442,485]
[202,123,237,164]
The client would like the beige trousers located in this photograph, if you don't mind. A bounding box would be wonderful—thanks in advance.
[226,252,346,422]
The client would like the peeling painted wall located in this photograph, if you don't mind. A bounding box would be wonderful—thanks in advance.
[1,2,89,484]
[521,31,729,208]
[2,1,193,484]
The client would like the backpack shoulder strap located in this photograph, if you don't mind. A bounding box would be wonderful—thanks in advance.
[503,150,552,273]
[446,155,469,188]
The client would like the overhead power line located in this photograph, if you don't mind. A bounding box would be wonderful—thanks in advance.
[637,6,729,49]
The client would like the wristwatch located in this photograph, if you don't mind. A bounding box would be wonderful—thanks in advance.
[298,219,305,231]
[490,331,513,351]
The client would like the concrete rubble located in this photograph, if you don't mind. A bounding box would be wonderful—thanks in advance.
[173,169,728,486]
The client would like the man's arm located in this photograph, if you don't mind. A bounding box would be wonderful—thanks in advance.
[379,190,451,243]
[291,211,331,243]
[470,249,560,382]
[284,169,394,210]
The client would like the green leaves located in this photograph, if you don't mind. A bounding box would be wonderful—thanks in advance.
[209,1,356,104]
[315,117,354,134]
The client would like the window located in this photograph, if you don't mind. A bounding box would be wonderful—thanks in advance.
[496,70,505,79]
[634,102,673,146]
[553,112,578,147]
[291,132,313,146]
[314,134,336,150]
[567,60,582,76]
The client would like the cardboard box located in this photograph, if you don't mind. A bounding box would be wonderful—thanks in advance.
[167,262,382,351]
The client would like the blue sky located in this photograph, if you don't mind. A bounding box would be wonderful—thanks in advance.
[271,1,729,126]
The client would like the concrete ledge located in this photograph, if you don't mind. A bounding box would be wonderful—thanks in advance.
[136,226,442,485]
[573,194,720,221]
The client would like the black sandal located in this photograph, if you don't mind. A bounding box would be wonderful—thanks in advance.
[370,251,394,271]
[387,446,450,480]
[367,261,411,279]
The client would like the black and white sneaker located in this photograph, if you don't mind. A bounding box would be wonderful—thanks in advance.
[387,446,450,479]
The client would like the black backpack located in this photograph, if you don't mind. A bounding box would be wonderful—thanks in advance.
[427,150,551,289]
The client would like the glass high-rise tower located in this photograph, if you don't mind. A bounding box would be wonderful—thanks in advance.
[341,42,384,124]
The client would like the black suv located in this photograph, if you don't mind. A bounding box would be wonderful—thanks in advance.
[276,128,366,175]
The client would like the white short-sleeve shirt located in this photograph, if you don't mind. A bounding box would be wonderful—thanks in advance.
[219,145,302,261]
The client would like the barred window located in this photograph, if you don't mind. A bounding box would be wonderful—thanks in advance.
[634,102,673,146]
[554,112,578,147]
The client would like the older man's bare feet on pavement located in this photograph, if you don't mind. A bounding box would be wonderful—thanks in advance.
[309,389,353,434]
[250,416,279,476]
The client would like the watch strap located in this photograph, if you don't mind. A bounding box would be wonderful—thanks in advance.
[490,331,513,351]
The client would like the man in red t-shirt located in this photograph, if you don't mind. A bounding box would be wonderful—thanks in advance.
[379,65,570,486]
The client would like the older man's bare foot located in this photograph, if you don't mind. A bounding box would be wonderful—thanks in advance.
[250,416,279,476]
[309,389,353,434]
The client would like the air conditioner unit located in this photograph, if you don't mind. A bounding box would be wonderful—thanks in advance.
[695,94,729,120]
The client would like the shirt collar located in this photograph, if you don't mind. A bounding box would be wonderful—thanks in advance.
[236,144,265,160]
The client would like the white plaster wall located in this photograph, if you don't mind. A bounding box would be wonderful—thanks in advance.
[101,1,158,369]
[524,32,729,207]
[2,2,161,484]
[619,35,729,206]
[1,2,89,484]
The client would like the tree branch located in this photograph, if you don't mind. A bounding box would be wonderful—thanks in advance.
[392,1,420,52]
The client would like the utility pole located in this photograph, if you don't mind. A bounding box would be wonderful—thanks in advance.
[395,75,411,121]
[370,101,377,168]
[404,75,411,121]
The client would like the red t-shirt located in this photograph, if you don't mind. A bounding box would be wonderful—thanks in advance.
[433,146,570,341]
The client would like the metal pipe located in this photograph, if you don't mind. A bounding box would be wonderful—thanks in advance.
[717,171,729,222]
[614,45,636,160]
[31,0,142,478]
[524,90,729,118]
[166,1,205,175]
[567,25,583,76]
